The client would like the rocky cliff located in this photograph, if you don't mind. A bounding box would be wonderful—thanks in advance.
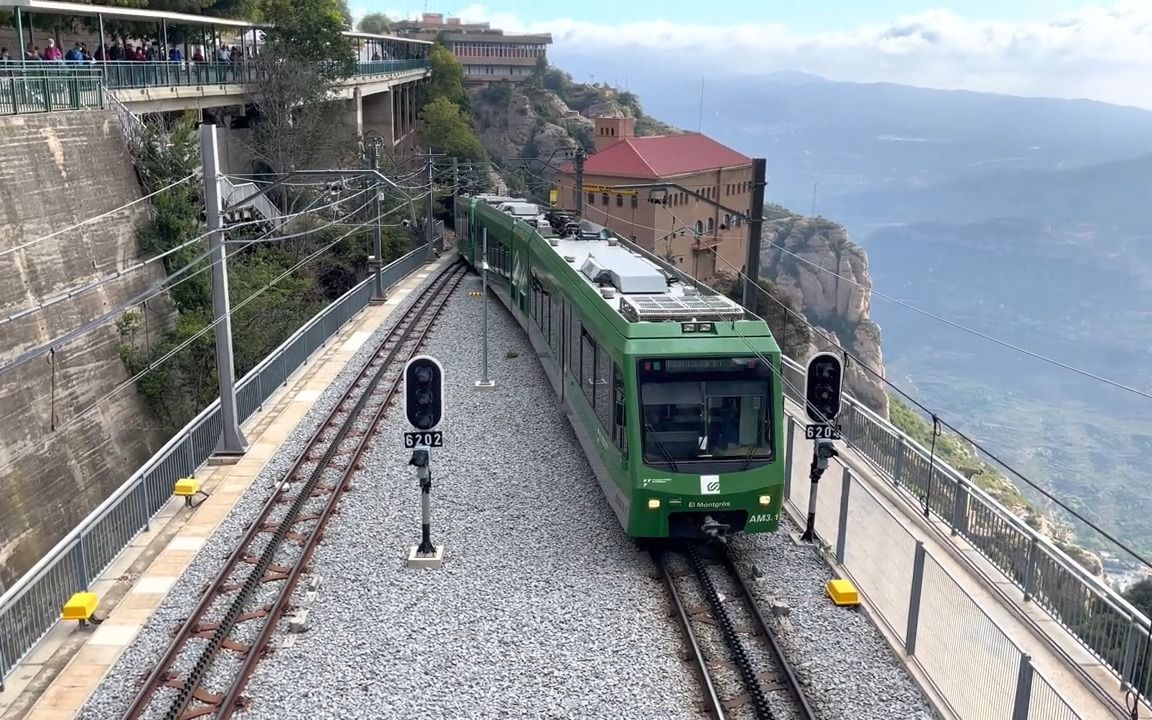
[758,206,889,418]
[468,67,679,171]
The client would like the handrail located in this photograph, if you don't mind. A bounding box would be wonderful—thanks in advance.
[785,353,1150,626]
[779,352,1152,705]
[217,176,284,230]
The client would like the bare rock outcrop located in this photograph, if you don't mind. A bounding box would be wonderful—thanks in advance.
[759,208,890,418]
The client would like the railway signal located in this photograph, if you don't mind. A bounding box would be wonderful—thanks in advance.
[404,355,444,432]
[403,355,445,569]
[800,352,844,544]
[804,352,844,425]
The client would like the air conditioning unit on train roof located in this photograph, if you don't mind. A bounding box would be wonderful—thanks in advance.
[579,251,667,294]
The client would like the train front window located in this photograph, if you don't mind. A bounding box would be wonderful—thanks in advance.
[638,357,775,467]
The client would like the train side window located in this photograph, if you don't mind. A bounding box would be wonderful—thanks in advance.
[568,310,581,380]
[543,291,551,342]
[612,363,627,455]
[549,297,560,355]
[530,272,539,323]
[580,328,596,406]
[594,342,612,435]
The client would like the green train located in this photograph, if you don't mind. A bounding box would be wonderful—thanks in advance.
[454,196,787,541]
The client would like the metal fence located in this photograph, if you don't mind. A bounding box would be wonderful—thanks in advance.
[0,59,429,96]
[0,73,104,114]
[782,416,1081,719]
[779,355,1150,713]
[0,245,430,689]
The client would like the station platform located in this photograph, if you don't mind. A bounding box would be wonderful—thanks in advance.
[781,396,1120,720]
[0,257,454,720]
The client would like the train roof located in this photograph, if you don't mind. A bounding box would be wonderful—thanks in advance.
[543,232,748,325]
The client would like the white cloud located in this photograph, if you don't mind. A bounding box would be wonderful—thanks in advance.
[384,2,1152,109]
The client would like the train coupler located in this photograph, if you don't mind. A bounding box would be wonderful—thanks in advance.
[701,515,731,543]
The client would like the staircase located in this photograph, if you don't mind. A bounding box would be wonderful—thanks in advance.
[215,176,287,232]
[103,87,285,232]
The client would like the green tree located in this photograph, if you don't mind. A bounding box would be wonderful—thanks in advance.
[261,0,354,75]
[421,96,487,162]
[427,43,468,110]
[244,35,359,180]
[357,12,390,34]
[1127,578,1152,616]
[132,111,212,315]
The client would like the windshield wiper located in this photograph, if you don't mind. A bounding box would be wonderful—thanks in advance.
[644,422,680,473]
[739,442,759,472]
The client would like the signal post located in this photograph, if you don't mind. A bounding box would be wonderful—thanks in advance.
[404,355,446,568]
[799,352,844,544]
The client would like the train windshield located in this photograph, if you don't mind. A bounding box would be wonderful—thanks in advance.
[638,357,775,469]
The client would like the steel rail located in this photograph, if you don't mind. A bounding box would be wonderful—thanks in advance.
[211,261,467,717]
[720,547,818,720]
[121,259,467,720]
[657,543,817,720]
[655,549,727,719]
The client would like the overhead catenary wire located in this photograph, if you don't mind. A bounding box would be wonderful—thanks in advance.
[716,290,1152,575]
[0,173,197,260]
[0,194,412,472]
[0,191,380,380]
[1,185,377,332]
[763,237,1152,403]
[657,201,1152,572]
[564,184,1152,403]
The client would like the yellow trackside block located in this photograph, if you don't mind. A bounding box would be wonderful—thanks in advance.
[174,477,200,497]
[62,592,98,622]
[827,579,860,606]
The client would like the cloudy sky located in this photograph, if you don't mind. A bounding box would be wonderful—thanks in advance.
[355,1,1152,109]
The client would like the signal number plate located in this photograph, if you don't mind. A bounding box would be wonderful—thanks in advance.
[403,431,444,448]
[805,424,842,440]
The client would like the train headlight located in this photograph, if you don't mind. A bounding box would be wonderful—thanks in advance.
[647,498,661,510]
[758,495,772,506]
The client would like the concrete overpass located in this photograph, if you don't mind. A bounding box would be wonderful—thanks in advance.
[0,0,431,147]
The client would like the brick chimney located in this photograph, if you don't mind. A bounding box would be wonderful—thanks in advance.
[593,116,636,153]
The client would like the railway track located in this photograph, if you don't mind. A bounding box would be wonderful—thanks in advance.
[656,543,818,720]
[121,259,468,720]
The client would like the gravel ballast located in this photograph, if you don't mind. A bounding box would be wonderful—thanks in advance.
[233,269,700,720]
[731,526,939,720]
[79,254,943,720]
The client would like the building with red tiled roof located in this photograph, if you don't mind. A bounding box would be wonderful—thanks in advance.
[556,117,754,282]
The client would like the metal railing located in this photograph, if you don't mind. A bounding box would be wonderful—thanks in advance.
[779,355,1152,713]
[103,86,145,148]
[781,417,1083,719]
[217,176,285,231]
[0,59,429,96]
[355,59,429,76]
[0,245,431,689]
[0,72,104,114]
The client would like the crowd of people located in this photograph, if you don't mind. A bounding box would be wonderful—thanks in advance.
[0,37,250,65]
